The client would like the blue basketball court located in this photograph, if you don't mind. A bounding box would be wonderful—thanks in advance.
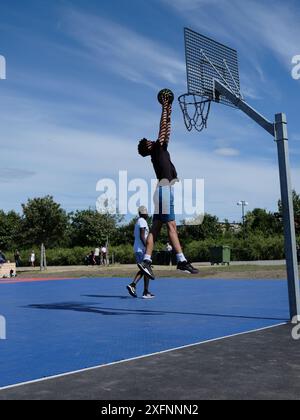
[0,277,289,390]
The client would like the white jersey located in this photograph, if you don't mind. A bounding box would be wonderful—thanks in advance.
[134,217,149,254]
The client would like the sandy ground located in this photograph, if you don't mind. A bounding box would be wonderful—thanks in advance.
[14,263,291,280]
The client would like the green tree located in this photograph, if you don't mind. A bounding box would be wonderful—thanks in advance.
[244,208,282,236]
[115,217,143,246]
[180,214,223,244]
[70,209,120,247]
[21,196,69,248]
[0,210,22,250]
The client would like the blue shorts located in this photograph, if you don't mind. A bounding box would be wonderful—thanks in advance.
[153,186,175,223]
[135,252,145,264]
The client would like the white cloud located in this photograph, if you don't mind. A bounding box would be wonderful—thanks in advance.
[63,9,186,90]
[161,0,300,71]
[214,148,240,157]
[162,0,224,11]
[0,168,36,184]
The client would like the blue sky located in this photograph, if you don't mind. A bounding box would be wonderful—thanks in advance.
[0,0,299,222]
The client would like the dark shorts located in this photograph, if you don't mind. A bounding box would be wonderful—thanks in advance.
[153,186,175,223]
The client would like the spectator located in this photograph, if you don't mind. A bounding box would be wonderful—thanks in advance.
[14,250,21,268]
[166,242,173,252]
[0,250,7,264]
[101,245,108,266]
[89,251,96,266]
[166,242,173,266]
[94,247,101,266]
[30,251,35,268]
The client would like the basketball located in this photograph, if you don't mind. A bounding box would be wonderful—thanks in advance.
[157,89,175,105]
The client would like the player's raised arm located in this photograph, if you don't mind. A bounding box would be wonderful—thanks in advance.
[157,89,174,146]
[165,103,172,143]
[158,101,170,145]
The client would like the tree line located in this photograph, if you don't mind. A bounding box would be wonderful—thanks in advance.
[0,192,300,252]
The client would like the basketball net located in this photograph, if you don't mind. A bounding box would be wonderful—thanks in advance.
[178,94,211,132]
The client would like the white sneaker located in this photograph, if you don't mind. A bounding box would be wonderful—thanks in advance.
[142,292,155,299]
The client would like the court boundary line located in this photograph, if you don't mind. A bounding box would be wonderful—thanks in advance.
[0,322,287,392]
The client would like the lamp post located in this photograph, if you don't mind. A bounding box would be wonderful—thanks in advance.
[237,201,249,230]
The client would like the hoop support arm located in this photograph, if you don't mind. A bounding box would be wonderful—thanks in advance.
[214,79,275,137]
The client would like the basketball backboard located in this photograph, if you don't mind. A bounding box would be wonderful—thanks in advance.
[184,28,242,106]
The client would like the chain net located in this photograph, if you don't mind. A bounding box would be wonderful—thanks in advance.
[178,94,211,132]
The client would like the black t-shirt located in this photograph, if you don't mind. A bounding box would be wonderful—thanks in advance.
[151,141,178,182]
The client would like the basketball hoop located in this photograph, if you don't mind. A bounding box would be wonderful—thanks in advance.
[178,93,211,132]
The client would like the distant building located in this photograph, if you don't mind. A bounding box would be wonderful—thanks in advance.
[219,222,242,233]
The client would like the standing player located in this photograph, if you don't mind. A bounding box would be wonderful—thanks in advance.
[137,89,199,280]
[101,245,108,266]
[126,206,155,299]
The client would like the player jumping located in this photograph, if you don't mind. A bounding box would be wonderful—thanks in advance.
[137,89,199,280]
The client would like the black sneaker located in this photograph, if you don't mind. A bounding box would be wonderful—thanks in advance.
[138,260,155,280]
[142,292,155,299]
[177,261,199,275]
[127,284,138,298]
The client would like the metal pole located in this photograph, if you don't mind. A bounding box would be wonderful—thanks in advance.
[40,243,44,272]
[242,203,245,227]
[275,114,300,322]
[106,236,109,266]
[242,203,245,239]
[44,245,47,271]
[237,201,248,237]
[242,202,247,239]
